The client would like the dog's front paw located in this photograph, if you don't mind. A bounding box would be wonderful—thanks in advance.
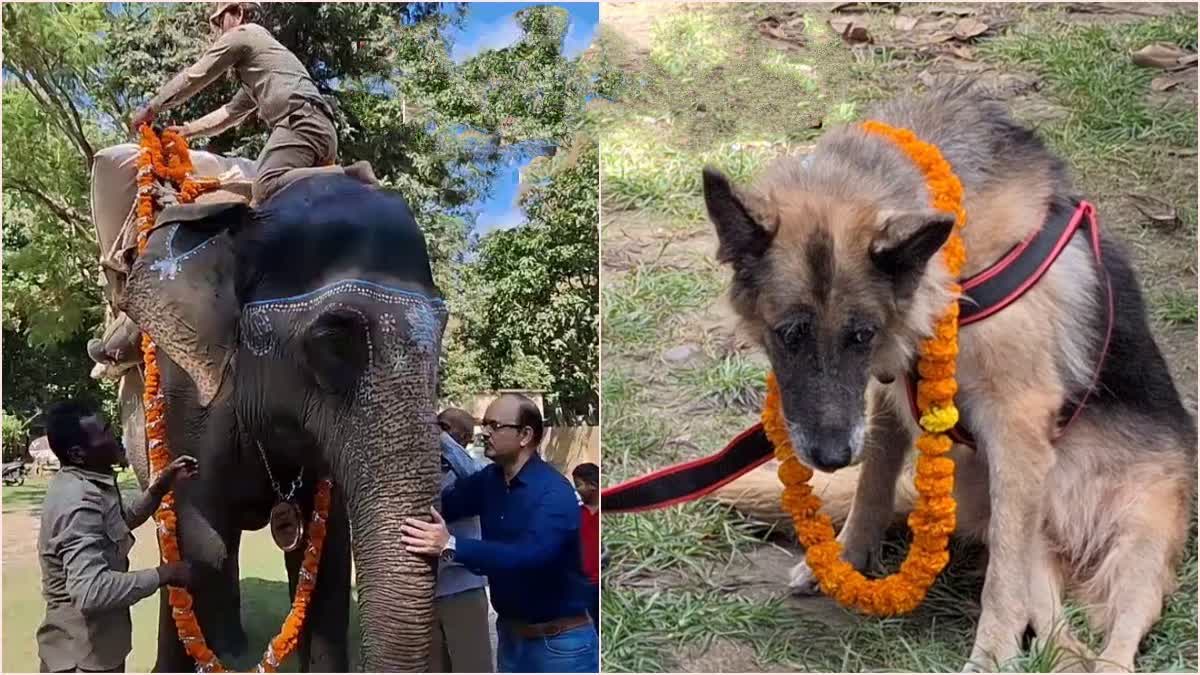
[788,559,821,595]
[963,636,1020,673]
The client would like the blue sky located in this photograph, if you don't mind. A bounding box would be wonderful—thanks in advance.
[451,2,598,237]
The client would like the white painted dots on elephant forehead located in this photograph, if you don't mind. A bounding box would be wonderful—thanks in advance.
[240,280,446,358]
[147,223,219,281]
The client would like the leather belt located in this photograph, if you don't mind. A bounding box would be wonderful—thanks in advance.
[505,614,591,638]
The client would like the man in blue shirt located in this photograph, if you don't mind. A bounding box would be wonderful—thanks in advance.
[402,393,597,673]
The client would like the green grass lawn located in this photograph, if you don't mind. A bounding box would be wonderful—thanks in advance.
[599,2,1198,672]
[2,474,348,672]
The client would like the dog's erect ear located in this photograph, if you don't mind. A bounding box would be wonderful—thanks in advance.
[703,167,774,266]
[870,210,956,293]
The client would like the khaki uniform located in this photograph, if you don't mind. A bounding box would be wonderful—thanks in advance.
[431,588,495,673]
[36,467,162,673]
[148,22,338,204]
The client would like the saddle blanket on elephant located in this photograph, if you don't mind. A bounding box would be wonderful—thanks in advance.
[91,143,256,312]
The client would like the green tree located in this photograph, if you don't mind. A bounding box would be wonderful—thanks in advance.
[448,134,600,423]
[2,2,601,421]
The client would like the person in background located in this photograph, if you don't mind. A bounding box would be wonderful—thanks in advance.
[431,409,494,673]
[36,400,197,673]
[438,407,477,449]
[401,393,597,673]
[571,462,600,628]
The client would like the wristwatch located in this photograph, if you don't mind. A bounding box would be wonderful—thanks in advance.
[440,535,457,562]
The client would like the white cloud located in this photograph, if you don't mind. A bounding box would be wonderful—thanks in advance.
[562,17,593,59]
[475,204,527,235]
[451,16,525,64]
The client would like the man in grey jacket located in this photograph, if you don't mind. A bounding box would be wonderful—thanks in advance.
[36,400,197,673]
[433,409,494,672]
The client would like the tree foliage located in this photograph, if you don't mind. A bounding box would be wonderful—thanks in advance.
[446,134,600,423]
[2,2,603,420]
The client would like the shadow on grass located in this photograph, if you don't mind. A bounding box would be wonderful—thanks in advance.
[223,578,363,672]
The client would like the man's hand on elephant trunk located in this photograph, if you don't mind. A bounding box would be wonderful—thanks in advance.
[165,456,200,483]
[400,507,450,556]
[157,560,194,588]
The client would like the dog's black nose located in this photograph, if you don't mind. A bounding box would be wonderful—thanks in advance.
[807,445,852,472]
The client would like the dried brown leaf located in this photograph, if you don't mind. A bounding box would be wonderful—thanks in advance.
[1131,43,1190,69]
[757,14,807,46]
[946,44,976,60]
[833,2,899,12]
[830,18,872,44]
[953,17,989,40]
[1128,194,1182,230]
[1063,2,1176,17]
[1150,68,1196,92]
[927,5,977,16]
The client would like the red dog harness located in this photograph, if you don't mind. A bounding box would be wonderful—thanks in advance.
[604,200,1115,513]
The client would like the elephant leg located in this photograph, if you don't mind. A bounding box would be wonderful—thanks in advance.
[285,486,352,672]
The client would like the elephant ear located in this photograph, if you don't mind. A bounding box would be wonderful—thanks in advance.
[122,202,248,407]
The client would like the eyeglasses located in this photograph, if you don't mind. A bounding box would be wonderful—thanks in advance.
[480,421,524,433]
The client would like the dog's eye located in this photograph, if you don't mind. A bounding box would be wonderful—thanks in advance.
[847,327,875,347]
[776,317,811,350]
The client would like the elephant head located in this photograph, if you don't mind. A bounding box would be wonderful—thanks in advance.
[122,174,446,671]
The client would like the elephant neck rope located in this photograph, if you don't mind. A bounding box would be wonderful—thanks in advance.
[135,125,334,673]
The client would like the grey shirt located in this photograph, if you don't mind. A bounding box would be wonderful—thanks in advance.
[37,467,162,671]
[148,23,328,129]
[436,433,487,600]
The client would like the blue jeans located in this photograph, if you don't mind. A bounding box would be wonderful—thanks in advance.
[496,620,598,673]
[586,583,599,628]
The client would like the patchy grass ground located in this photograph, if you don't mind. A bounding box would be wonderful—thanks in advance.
[598,2,1197,672]
[2,473,312,672]
[3,472,500,672]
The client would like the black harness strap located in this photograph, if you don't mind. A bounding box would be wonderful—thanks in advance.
[604,200,1115,514]
[901,200,1114,447]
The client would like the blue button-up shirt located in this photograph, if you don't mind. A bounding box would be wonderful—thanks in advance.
[441,452,588,624]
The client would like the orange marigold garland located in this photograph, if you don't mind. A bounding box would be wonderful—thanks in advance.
[136,126,331,672]
[763,120,965,616]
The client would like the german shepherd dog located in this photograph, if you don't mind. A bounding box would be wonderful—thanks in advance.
[701,85,1196,672]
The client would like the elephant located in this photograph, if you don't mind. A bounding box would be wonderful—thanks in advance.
[117,171,447,672]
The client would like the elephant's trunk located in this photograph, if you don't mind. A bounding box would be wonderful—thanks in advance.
[338,414,441,672]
